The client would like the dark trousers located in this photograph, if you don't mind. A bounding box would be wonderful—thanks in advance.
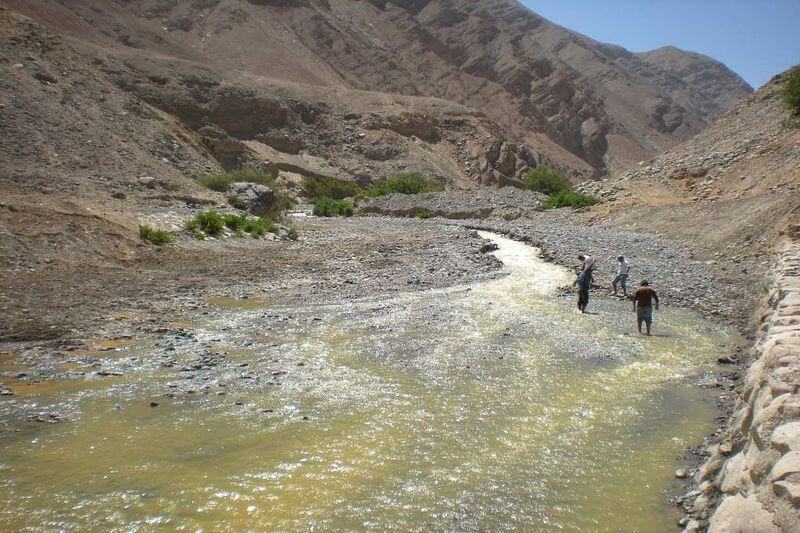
[578,288,590,310]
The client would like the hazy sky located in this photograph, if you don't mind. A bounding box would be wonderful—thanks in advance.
[522,0,800,89]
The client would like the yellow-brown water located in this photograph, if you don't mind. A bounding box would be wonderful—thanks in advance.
[0,233,738,530]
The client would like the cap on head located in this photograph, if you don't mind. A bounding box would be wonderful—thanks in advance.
[640,280,650,286]
[617,256,624,261]
[578,255,585,260]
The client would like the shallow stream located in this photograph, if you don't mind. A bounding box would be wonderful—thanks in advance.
[0,232,739,530]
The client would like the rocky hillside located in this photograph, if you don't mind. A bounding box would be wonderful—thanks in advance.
[637,46,753,114]
[579,70,799,262]
[1,0,751,183]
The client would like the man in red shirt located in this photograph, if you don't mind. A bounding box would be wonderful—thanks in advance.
[633,280,659,335]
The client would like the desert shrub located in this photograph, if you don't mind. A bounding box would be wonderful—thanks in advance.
[365,172,441,197]
[784,67,800,119]
[223,213,247,230]
[542,190,599,209]
[416,209,432,219]
[313,197,354,217]
[242,217,277,238]
[138,224,173,245]
[186,210,225,235]
[302,176,361,200]
[286,225,299,241]
[523,167,571,195]
[227,195,248,210]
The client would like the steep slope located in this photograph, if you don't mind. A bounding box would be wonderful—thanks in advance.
[579,70,799,262]
[638,46,753,115]
[1,0,751,178]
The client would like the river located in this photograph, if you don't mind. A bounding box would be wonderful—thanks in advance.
[0,232,738,530]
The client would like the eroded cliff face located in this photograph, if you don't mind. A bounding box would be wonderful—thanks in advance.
[1,0,751,180]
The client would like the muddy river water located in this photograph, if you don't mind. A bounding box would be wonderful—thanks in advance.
[0,232,739,530]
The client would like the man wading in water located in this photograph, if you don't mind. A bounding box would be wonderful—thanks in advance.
[575,254,595,314]
[611,255,630,298]
[633,280,659,335]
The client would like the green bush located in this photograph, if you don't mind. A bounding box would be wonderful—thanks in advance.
[242,217,277,238]
[186,210,225,235]
[365,172,441,197]
[138,224,173,245]
[302,176,361,200]
[542,190,599,209]
[187,210,278,238]
[222,213,247,231]
[313,197,354,217]
[784,67,800,118]
[523,167,571,195]
[416,209,432,219]
[286,225,299,241]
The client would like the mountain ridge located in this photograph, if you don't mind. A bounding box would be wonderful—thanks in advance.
[0,0,752,182]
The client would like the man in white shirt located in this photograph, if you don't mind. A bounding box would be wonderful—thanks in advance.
[611,256,630,297]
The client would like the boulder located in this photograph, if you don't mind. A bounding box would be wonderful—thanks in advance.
[769,451,800,482]
[709,495,779,533]
[227,182,274,216]
[772,421,800,453]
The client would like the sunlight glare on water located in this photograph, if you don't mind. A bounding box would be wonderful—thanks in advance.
[0,232,739,531]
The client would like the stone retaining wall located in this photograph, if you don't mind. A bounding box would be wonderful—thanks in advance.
[686,240,800,532]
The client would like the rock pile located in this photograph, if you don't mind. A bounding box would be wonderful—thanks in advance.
[684,239,800,532]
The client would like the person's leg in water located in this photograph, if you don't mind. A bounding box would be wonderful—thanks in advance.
[578,288,589,313]
[636,306,653,335]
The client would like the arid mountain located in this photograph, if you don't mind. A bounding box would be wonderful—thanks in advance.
[579,70,799,260]
[637,46,753,113]
[1,0,751,184]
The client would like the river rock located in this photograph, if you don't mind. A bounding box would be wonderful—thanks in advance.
[227,181,274,216]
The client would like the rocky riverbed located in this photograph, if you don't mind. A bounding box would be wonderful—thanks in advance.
[0,227,745,531]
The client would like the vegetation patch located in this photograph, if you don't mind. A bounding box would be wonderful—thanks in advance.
[197,168,296,217]
[241,217,277,238]
[365,172,441,197]
[542,190,599,209]
[302,176,362,200]
[783,67,800,127]
[415,209,432,219]
[138,224,173,245]
[186,210,225,235]
[313,197,354,217]
[523,167,571,195]
[521,166,599,210]
[187,210,279,239]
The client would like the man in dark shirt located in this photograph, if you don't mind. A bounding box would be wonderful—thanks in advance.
[576,269,592,314]
[633,280,659,335]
